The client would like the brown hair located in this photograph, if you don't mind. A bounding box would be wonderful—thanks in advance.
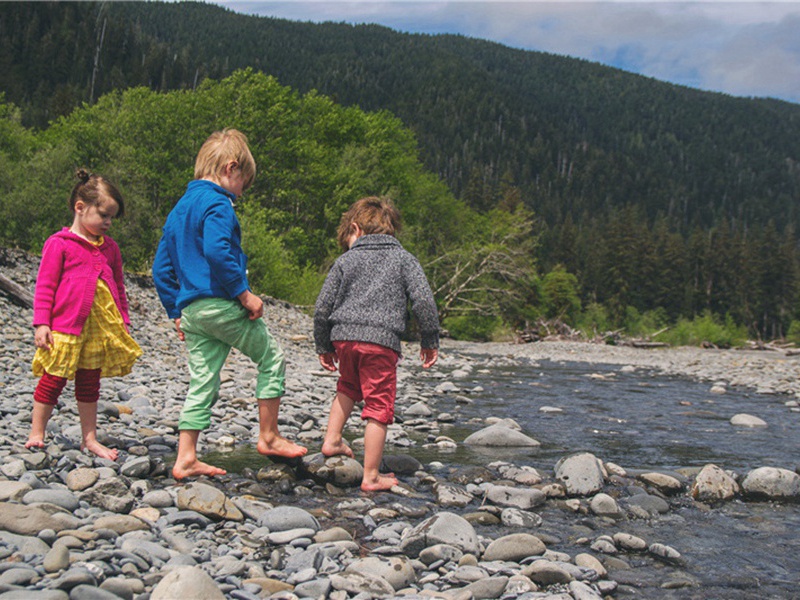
[194,128,256,191]
[337,196,402,250]
[69,169,125,217]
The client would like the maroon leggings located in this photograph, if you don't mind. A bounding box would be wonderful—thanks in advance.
[34,369,101,405]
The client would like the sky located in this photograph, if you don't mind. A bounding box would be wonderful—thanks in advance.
[219,1,800,105]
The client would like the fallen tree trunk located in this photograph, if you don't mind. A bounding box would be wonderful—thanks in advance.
[0,273,33,308]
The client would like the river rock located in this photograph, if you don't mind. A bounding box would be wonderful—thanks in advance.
[434,482,474,507]
[43,543,70,572]
[80,477,135,513]
[462,575,509,599]
[637,472,683,494]
[741,466,800,499]
[554,452,606,496]
[331,571,395,597]
[730,413,767,427]
[176,482,243,521]
[65,467,99,492]
[92,514,149,534]
[0,502,70,534]
[691,464,740,502]
[151,566,225,600]
[22,488,80,511]
[500,507,543,528]
[345,556,416,590]
[521,559,574,585]
[302,453,364,487]
[258,505,320,532]
[482,532,546,561]
[463,424,540,447]
[0,481,32,501]
[400,512,479,556]
[120,456,152,478]
[485,484,546,509]
[590,492,622,518]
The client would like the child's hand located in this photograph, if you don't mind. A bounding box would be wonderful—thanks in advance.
[34,325,53,351]
[174,318,185,342]
[421,348,438,369]
[319,352,339,371]
[238,290,264,320]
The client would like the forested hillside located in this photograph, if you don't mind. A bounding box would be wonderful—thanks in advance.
[1,1,800,341]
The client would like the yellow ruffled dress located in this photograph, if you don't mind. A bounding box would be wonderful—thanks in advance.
[33,240,142,380]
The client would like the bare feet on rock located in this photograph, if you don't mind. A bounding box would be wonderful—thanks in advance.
[321,439,355,458]
[172,459,226,480]
[24,436,45,450]
[257,436,308,459]
[361,473,398,492]
[82,440,119,461]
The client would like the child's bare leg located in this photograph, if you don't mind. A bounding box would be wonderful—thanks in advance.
[322,392,355,458]
[361,418,398,492]
[172,430,226,479]
[26,402,55,449]
[77,400,118,461]
[256,398,308,458]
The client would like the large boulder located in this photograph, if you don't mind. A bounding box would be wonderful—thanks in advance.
[399,512,479,557]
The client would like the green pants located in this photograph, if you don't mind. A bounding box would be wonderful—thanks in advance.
[179,298,285,430]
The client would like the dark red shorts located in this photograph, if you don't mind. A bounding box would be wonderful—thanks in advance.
[333,341,399,425]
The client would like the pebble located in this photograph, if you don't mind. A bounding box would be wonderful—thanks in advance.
[0,248,798,599]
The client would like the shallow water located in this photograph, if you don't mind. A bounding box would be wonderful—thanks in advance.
[210,356,800,598]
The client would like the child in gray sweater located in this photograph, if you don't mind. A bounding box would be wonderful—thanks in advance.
[314,197,439,491]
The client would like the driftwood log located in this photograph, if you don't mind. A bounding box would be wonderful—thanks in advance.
[0,272,33,308]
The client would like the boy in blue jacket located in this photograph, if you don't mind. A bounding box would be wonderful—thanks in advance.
[153,129,307,479]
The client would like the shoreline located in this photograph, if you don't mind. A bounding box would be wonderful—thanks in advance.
[441,338,800,398]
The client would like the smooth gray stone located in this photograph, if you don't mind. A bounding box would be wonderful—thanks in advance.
[257,506,320,533]
[68,585,121,600]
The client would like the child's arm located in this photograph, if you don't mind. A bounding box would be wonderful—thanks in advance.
[318,351,338,371]
[33,237,62,331]
[313,264,342,357]
[420,347,438,368]
[34,325,53,351]
[107,240,131,327]
[404,256,440,353]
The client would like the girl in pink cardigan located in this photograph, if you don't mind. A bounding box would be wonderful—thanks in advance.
[26,169,141,460]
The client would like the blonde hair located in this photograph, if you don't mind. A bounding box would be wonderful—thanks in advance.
[194,128,256,190]
[337,196,402,250]
[69,168,125,217]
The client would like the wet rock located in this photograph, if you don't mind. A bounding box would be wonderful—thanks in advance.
[482,532,546,561]
[463,424,540,447]
[730,413,767,427]
[399,512,479,556]
[434,482,474,507]
[691,464,740,502]
[554,452,606,496]
[589,492,621,518]
[637,472,683,495]
[521,559,574,585]
[302,453,364,487]
[741,466,800,499]
[485,484,545,510]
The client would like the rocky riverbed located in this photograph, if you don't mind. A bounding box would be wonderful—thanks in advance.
[1,247,799,600]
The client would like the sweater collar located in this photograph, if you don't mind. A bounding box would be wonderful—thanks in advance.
[56,227,107,248]
[349,234,401,250]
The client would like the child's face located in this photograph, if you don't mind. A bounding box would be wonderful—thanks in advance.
[74,195,119,240]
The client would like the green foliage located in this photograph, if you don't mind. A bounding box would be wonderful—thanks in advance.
[442,314,503,342]
[540,265,581,324]
[576,303,612,337]
[660,311,748,348]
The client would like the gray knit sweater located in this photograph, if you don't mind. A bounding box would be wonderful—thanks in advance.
[314,234,440,354]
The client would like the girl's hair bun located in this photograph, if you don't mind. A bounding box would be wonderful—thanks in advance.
[75,168,92,183]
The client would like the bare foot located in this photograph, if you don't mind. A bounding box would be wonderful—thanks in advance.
[25,436,45,450]
[172,459,227,480]
[257,436,308,459]
[361,473,398,492]
[82,440,119,461]
[321,439,354,458]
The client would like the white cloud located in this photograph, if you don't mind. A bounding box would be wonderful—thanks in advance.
[221,1,800,103]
